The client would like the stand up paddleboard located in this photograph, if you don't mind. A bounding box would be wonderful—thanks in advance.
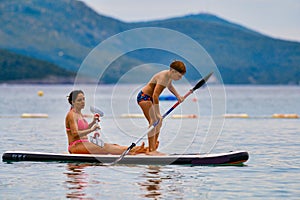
[2,151,249,166]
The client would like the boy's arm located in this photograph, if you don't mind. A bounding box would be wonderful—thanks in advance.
[168,83,184,102]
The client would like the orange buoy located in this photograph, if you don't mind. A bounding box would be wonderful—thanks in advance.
[272,114,299,119]
[223,114,249,118]
[37,90,44,97]
[21,113,48,118]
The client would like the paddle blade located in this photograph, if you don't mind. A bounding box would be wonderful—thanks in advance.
[192,72,213,91]
[90,106,104,117]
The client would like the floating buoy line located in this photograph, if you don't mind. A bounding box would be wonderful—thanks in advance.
[0,113,299,119]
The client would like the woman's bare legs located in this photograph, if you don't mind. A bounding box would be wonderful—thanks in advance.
[70,142,146,155]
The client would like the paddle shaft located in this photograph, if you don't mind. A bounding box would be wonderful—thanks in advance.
[110,72,213,165]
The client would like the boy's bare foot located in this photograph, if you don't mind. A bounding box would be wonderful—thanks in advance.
[146,150,166,156]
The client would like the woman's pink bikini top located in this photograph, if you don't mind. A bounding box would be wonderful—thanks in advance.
[66,118,89,131]
[77,118,89,130]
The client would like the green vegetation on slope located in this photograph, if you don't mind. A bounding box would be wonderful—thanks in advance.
[0,48,74,83]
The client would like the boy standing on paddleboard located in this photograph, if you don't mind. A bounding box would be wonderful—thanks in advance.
[137,61,186,155]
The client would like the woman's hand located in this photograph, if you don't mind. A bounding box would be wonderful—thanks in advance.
[90,123,100,132]
[92,113,100,123]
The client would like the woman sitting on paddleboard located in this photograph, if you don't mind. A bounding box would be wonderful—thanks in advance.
[137,60,186,155]
[65,90,146,154]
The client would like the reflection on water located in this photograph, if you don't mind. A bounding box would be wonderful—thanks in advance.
[139,166,163,199]
[64,163,95,199]
[138,166,185,199]
[64,163,187,200]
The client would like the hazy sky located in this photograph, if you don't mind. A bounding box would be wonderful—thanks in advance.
[80,0,300,42]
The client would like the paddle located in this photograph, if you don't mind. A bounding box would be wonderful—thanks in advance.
[89,106,105,147]
[109,72,213,165]
[90,106,104,117]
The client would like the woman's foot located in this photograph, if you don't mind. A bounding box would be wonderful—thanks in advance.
[130,142,147,154]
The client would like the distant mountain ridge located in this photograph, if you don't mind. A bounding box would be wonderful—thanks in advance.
[0,48,75,83]
[0,0,299,84]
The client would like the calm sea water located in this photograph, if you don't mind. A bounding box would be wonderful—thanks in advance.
[0,84,300,199]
